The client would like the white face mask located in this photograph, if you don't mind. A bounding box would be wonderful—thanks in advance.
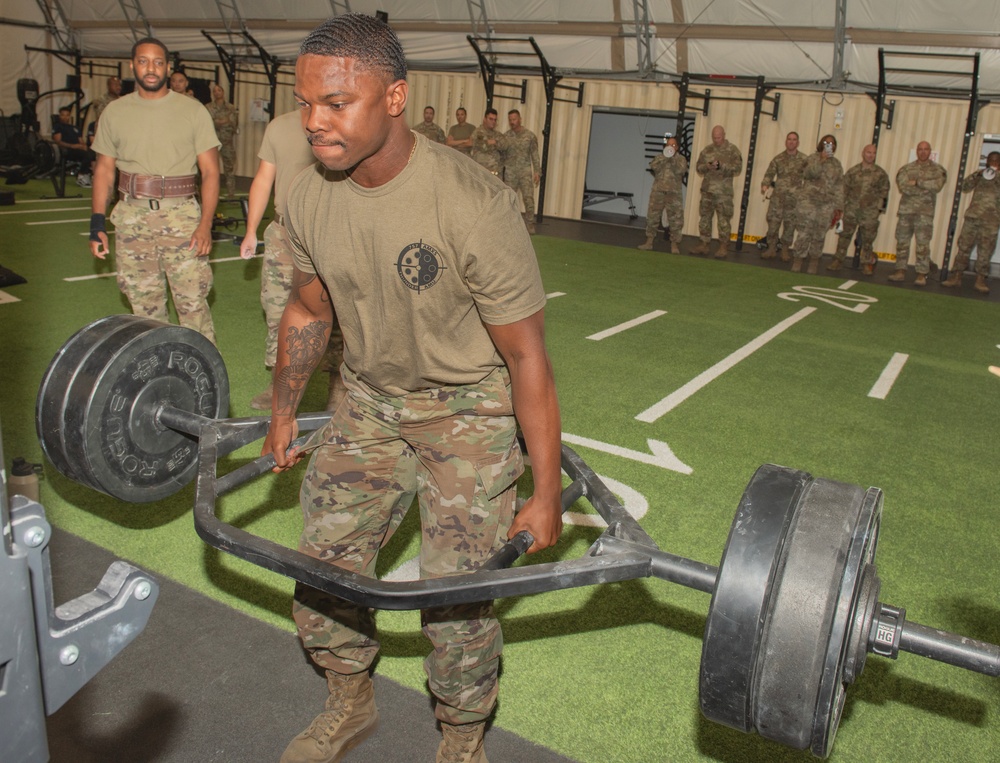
[663,145,676,158]
[984,167,997,181]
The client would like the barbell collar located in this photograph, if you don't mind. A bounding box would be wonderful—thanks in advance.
[884,609,1000,677]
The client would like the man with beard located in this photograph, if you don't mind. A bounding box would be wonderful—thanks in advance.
[90,37,221,344]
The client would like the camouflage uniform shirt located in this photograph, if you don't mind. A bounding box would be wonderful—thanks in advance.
[206,100,238,144]
[649,152,688,194]
[470,126,505,174]
[843,162,890,221]
[413,121,446,144]
[895,160,947,216]
[960,168,1000,220]
[761,150,806,200]
[695,140,743,193]
[502,127,540,178]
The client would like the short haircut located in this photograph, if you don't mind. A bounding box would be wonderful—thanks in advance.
[58,106,71,114]
[508,109,520,117]
[456,107,466,114]
[300,13,407,83]
[787,131,799,140]
[424,105,435,112]
[131,36,168,61]
[988,151,1000,164]
[485,108,498,118]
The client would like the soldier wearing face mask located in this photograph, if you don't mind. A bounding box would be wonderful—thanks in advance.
[638,136,688,253]
[942,150,1000,293]
[790,134,844,274]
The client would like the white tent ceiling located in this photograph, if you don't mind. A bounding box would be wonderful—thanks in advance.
[3,0,1000,117]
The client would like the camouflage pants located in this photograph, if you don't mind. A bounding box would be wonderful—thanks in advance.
[220,139,236,196]
[645,186,684,241]
[894,213,934,274]
[698,188,734,242]
[954,216,999,276]
[109,197,216,344]
[835,212,881,265]
[766,192,797,248]
[294,365,522,725]
[261,220,343,371]
[505,168,536,219]
[792,200,836,260]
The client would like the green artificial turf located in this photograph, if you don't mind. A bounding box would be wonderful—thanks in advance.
[1,178,998,762]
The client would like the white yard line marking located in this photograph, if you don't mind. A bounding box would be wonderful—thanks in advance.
[868,353,909,399]
[0,290,21,304]
[587,310,666,341]
[26,218,90,226]
[636,307,817,423]
[838,280,858,290]
[63,253,261,281]
[546,291,566,299]
[0,206,90,215]
[561,432,692,474]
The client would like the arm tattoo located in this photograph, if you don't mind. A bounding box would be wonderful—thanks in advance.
[275,320,331,415]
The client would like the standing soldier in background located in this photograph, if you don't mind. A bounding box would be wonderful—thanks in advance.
[759,131,806,261]
[503,109,541,234]
[91,76,121,124]
[413,105,446,143]
[638,136,687,253]
[471,108,504,176]
[791,134,844,274]
[692,125,743,258]
[239,110,345,410]
[942,151,1000,294]
[89,37,220,345]
[890,140,947,286]
[208,83,239,198]
[831,144,890,274]
[446,107,474,157]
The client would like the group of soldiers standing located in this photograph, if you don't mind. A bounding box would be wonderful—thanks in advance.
[640,124,997,294]
[414,105,542,234]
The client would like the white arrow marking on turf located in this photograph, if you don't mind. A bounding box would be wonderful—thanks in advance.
[0,290,21,304]
[561,432,692,474]
[635,306,817,423]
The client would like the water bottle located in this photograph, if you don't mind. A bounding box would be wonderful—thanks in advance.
[8,457,41,503]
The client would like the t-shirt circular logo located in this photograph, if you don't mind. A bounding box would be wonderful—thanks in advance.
[396,240,447,292]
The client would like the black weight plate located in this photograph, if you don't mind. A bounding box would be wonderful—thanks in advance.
[81,321,228,502]
[36,315,137,486]
[62,316,167,494]
[811,486,882,757]
[699,464,810,733]
[752,476,867,753]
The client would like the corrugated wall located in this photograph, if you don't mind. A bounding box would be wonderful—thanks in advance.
[74,61,1000,267]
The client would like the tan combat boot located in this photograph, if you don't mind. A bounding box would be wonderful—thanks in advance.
[669,238,681,254]
[714,239,730,259]
[807,256,820,275]
[914,273,927,287]
[779,247,792,262]
[942,270,962,288]
[637,235,655,251]
[791,258,803,273]
[761,242,777,260]
[887,269,906,282]
[825,257,843,272]
[690,239,710,256]
[975,274,990,294]
[281,671,379,763]
[437,721,488,763]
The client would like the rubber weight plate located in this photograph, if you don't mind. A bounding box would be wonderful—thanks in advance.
[752,476,869,755]
[38,315,229,502]
[699,464,810,733]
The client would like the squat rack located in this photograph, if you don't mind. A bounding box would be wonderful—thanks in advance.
[675,73,781,252]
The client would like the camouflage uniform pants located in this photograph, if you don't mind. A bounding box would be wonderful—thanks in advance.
[261,220,343,372]
[894,213,934,274]
[109,197,216,344]
[645,186,684,242]
[504,167,536,220]
[294,365,522,725]
[220,139,236,196]
[835,211,881,265]
[954,216,999,276]
[792,200,836,260]
[765,192,797,248]
[698,188,734,242]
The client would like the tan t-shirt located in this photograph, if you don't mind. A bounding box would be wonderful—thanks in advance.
[286,132,547,395]
[258,110,316,217]
[92,91,220,176]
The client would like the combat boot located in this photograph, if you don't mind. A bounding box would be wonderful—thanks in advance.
[690,239,710,256]
[281,671,379,763]
[806,256,820,275]
[779,247,792,263]
[887,269,906,282]
[975,274,990,294]
[914,273,927,287]
[637,235,655,251]
[714,240,729,259]
[437,721,488,763]
[825,257,843,272]
[669,238,680,254]
[861,262,875,276]
[250,382,273,411]
[791,258,803,273]
[761,243,777,260]
[942,269,963,288]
